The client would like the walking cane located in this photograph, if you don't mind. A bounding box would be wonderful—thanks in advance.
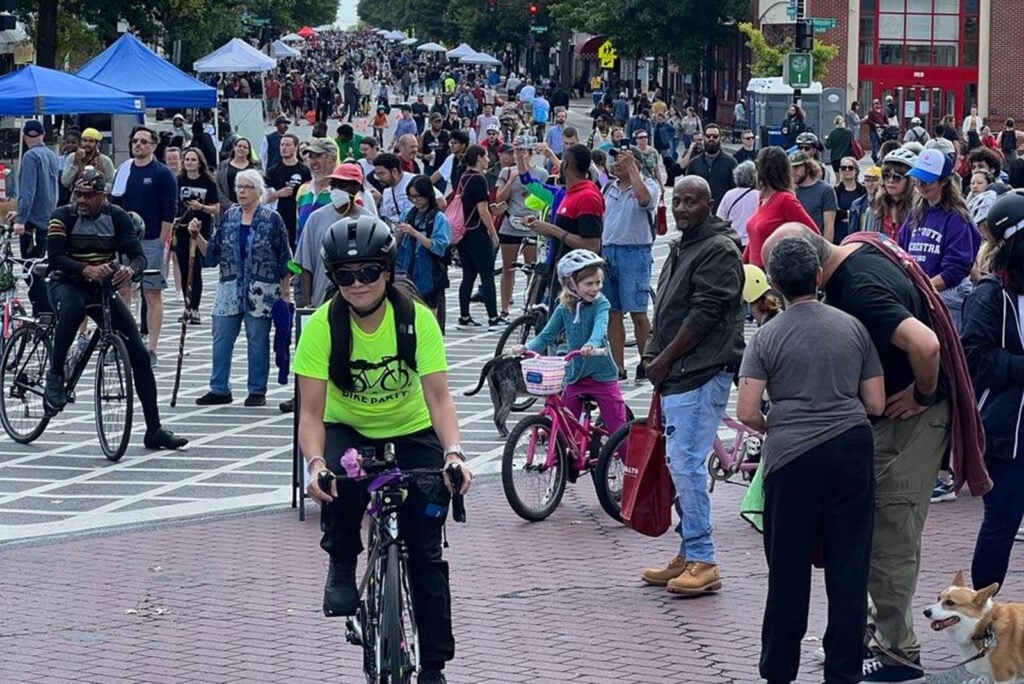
[170,234,197,407]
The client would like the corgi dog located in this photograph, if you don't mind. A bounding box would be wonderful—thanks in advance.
[924,570,1024,683]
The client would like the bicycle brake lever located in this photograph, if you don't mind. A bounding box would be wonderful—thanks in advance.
[446,463,466,523]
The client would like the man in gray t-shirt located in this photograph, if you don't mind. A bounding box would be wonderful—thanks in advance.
[792,154,838,242]
[295,191,372,307]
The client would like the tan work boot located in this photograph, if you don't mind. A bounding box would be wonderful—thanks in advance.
[640,555,687,586]
[666,562,722,595]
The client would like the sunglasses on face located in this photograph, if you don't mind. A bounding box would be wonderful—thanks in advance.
[333,264,387,287]
[882,172,905,181]
[704,134,720,140]
[742,136,754,140]
[840,165,857,171]
[131,138,154,145]
[799,145,815,151]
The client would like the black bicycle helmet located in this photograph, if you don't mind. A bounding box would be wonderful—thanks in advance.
[795,131,819,147]
[73,165,106,193]
[987,190,1024,241]
[320,214,396,271]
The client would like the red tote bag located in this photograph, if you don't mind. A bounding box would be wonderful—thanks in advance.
[620,393,675,537]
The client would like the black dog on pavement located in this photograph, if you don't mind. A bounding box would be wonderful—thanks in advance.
[464,355,528,438]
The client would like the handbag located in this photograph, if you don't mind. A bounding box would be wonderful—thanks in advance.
[445,175,469,245]
[620,392,675,537]
[851,135,865,160]
[655,195,668,236]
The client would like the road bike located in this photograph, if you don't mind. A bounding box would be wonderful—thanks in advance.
[317,444,466,684]
[594,411,764,521]
[501,349,632,522]
[0,266,155,461]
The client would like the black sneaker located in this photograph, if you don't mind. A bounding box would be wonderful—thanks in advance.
[195,391,233,405]
[456,316,482,329]
[279,398,295,413]
[144,427,188,450]
[244,393,266,407]
[418,671,447,684]
[487,316,507,331]
[44,371,66,413]
[861,655,924,683]
[323,557,359,617]
[635,361,647,385]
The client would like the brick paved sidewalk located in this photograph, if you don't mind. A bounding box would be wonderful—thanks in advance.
[0,475,1009,683]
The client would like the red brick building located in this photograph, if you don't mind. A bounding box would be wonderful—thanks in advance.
[759,0,1009,130]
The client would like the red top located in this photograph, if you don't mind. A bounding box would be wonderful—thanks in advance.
[742,190,819,267]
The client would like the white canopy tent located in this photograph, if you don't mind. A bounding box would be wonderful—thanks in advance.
[270,40,301,58]
[194,38,277,72]
[280,33,305,43]
[445,43,476,59]
[400,37,419,46]
[374,29,390,35]
[460,51,500,66]
[385,30,408,41]
[416,42,447,52]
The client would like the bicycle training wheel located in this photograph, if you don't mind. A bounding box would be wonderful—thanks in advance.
[501,415,568,521]
[379,544,414,684]
[95,334,133,462]
[594,418,646,523]
[0,323,52,443]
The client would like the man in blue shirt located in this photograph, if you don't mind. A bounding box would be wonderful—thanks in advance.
[545,110,568,156]
[12,120,59,313]
[111,126,177,366]
[394,105,418,143]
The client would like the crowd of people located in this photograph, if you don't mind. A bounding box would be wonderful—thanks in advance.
[9,25,1024,684]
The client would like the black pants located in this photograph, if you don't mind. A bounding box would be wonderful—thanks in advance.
[20,224,51,315]
[760,425,874,684]
[972,456,1024,589]
[172,230,204,311]
[48,279,163,433]
[457,227,497,319]
[320,423,455,669]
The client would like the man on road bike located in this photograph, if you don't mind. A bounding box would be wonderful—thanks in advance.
[297,214,472,684]
[44,168,188,451]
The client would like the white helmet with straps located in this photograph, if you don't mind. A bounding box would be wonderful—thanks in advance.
[556,249,605,282]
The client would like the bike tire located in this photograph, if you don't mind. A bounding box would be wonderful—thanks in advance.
[0,323,51,444]
[379,544,413,684]
[594,418,646,523]
[501,414,568,521]
[494,312,538,357]
[95,334,133,462]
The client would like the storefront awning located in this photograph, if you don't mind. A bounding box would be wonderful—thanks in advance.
[575,35,607,57]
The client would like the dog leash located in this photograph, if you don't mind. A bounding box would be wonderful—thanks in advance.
[865,626,995,673]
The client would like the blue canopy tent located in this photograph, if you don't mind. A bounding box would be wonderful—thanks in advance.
[0,65,144,115]
[76,33,217,109]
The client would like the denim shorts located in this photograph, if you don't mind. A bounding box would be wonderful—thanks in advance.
[603,244,653,312]
[141,239,167,291]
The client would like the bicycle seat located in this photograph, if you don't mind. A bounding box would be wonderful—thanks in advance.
[577,394,599,411]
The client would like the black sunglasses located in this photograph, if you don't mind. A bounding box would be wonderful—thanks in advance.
[333,264,387,287]
[840,165,858,171]
[882,171,905,181]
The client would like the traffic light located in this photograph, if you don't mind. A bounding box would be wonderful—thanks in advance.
[529,3,539,24]
[485,0,497,12]
[795,19,814,52]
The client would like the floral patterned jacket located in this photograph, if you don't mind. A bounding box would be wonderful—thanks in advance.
[208,204,292,318]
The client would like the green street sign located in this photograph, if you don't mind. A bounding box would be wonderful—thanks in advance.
[531,25,549,33]
[812,17,837,32]
[783,52,813,89]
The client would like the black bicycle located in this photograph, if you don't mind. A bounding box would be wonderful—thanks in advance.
[318,444,465,684]
[0,265,154,461]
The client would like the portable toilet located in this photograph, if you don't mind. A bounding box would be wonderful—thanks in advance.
[746,77,825,148]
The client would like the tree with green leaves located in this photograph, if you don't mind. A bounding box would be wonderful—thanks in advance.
[738,22,839,81]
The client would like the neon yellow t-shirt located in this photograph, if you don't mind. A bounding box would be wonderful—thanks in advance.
[292,299,448,438]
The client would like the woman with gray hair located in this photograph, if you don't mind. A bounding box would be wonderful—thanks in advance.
[716,160,758,247]
[188,168,292,407]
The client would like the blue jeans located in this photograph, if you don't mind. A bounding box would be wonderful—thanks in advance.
[210,313,271,395]
[972,456,1024,589]
[661,372,733,565]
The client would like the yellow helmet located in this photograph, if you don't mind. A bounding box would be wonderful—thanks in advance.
[742,264,770,304]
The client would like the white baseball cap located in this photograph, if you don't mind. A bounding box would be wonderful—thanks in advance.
[906,148,953,184]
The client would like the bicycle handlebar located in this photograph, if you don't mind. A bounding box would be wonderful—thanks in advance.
[520,348,607,362]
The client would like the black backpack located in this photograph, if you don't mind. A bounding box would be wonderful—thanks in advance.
[327,289,418,392]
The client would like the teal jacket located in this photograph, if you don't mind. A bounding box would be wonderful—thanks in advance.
[527,294,620,384]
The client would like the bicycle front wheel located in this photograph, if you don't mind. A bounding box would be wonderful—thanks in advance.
[501,414,568,521]
[0,323,51,443]
[494,312,539,357]
[594,418,646,523]
[95,334,133,462]
[379,544,414,684]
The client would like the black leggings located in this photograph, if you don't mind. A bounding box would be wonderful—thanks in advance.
[47,279,163,433]
[173,230,204,310]
[319,423,455,669]
[457,227,497,319]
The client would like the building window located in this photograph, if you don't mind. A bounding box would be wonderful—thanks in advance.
[880,43,904,64]
[860,0,976,67]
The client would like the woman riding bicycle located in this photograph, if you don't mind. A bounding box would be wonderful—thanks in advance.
[513,249,627,438]
[296,214,472,684]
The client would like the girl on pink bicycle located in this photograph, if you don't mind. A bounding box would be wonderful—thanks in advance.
[512,249,627,437]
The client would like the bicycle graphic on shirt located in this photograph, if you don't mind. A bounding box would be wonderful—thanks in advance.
[347,356,412,394]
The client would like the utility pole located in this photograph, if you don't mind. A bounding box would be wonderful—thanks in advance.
[793,0,811,106]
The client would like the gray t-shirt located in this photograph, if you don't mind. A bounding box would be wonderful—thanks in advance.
[795,180,837,234]
[295,202,373,307]
[739,301,883,477]
[497,165,548,237]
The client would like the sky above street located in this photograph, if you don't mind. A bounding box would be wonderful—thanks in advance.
[335,0,359,28]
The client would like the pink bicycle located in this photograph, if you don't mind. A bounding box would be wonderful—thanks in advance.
[501,349,632,522]
[594,411,764,522]
[0,222,39,356]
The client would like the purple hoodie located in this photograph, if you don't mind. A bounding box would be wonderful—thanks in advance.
[898,205,980,288]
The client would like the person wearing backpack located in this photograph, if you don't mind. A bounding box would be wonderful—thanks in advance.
[298,214,472,684]
[395,174,452,328]
[453,145,502,330]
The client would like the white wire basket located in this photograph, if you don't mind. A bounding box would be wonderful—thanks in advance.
[520,355,567,396]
